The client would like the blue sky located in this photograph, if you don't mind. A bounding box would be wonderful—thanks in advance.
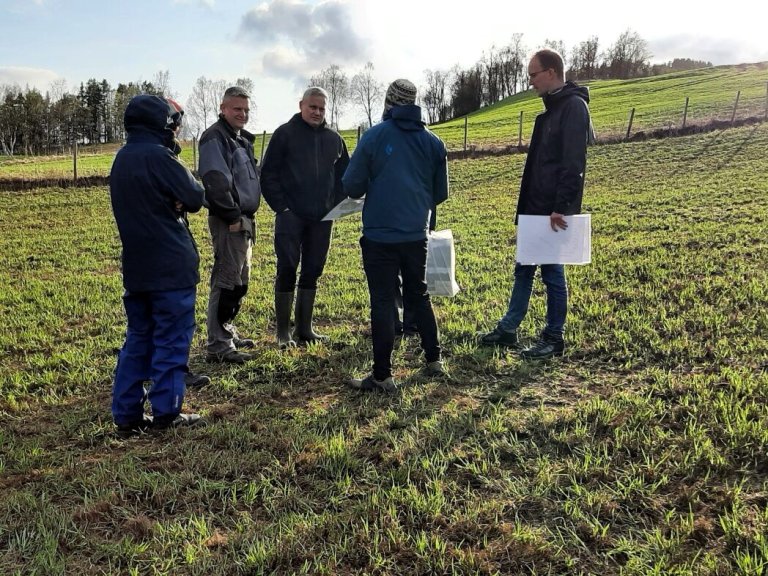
[1,0,765,132]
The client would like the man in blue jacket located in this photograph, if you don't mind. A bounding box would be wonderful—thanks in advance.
[199,86,262,363]
[110,94,206,437]
[343,79,448,392]
[480,49,591,359]
[261,87,349,348]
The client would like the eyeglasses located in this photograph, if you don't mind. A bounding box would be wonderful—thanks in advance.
[528,68,551,80]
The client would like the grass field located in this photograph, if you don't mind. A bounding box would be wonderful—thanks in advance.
[1,118,767,574]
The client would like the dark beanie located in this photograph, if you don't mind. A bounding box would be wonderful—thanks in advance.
[384,79,417,112]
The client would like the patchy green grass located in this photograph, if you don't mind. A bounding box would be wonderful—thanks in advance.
[1,123,767,575]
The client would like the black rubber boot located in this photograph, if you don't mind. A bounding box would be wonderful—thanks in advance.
[293,288,328,343]
[275,290,296,349]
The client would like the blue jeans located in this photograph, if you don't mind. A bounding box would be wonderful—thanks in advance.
[112,288,196,425]
[498,263,567,338]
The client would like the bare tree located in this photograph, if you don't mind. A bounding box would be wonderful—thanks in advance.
[185,76,227,137]
[543,39,568,69]
[569,36,600,80]
[309,64,349,129]
[152,70,174,98]
[235,77,255,98]
[605,29,651,79]
[499,33,526,97]
[421,69,451,124]
[350,62,383,128]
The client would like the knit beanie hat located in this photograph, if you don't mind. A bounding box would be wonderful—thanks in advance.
[384,79,417,112]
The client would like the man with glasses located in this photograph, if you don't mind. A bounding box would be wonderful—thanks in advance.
[480,49,592,359]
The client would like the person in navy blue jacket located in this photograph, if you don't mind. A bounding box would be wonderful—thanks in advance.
[343,79,448,392]
[109,94,206,437]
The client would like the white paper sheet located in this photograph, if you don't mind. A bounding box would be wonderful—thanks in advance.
[322,196,365,221]
[516,214,591,265]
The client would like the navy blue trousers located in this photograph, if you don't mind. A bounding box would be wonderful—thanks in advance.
[112,287,196,425]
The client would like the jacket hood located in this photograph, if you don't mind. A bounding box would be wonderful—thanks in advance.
[384,104,425,131]
[124,94,177,137]
[543,81,589,109]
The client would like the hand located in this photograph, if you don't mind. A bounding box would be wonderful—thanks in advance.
[550,212,568,231]
[228,220,243,232]
[174,201,184,212]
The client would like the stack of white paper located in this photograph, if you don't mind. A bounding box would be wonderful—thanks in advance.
[322,197,365,221]
[516,214,591,265]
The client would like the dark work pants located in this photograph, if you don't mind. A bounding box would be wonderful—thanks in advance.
[360,236,441,381]
[274,210,333,292]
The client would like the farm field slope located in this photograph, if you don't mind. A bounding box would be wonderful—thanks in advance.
[0,123,767,574]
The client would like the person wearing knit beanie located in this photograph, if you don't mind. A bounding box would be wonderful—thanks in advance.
[383,79,417,113]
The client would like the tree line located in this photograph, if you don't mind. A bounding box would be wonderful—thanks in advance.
[0,29,713,155]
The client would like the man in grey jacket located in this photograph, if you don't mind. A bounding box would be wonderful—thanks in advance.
[199,86,262,363]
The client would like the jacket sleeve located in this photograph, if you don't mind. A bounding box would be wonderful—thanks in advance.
[432,140,449,207]
[554,98,589,214]
[151,149,205,213]
[341,134,370,199]
[260,128,288,213]
[334,137,351,204]
[198,134,241,223]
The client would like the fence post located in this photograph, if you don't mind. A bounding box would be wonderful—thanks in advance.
[518,111,524,147]
[260,131,267,163]
[357,125,361,144]
[730,91,741,125]
[73,139,78,184]
[681,97,689,129]
[463,117,468,152]
[192,136,197,173]
[625,108,635,140]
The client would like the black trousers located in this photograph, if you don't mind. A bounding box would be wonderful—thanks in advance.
[360,236,441,381]
[274,210,333,292]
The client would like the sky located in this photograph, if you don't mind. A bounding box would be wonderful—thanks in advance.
[1,0,766,133]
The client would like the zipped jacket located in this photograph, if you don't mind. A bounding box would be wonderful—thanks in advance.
[261,113,349,221]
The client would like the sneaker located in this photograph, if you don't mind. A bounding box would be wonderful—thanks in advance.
[152,413,206,431]
[115,415,153,439]
[520,335,565,360]
[205,350,254,364]
[185,372,211,388]
[479,326,520,348]
[402,324,419,337]
[425,360,446,376]
[348,374,397,393]
[234,337,255,349]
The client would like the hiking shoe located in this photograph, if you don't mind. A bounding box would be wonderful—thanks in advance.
[185,372,211,388]
[234,337,255,349]
[205,350,254,364]
[425,360,446,376]
[115,415,153,439]
[479,326,520,348]
[152,413,206,431]
[348,374,397,393]
[520,336,565,360]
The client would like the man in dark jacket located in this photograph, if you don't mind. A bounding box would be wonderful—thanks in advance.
[480,49,591,359]
[260,87,349,348]
[110,94,206,437]
[199,86,262,363]
[343,79,448,392]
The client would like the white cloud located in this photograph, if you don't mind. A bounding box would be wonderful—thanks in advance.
[171,0,214,8]
[0,66,62,91]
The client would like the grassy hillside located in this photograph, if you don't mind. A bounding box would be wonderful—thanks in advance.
[1,121,766,574]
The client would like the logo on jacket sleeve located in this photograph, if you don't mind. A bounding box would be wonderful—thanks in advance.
[385,144,393,156]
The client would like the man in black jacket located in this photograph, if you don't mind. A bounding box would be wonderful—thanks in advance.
[261,87,350,348]
[480,49,591,359]
[199,86,262,363]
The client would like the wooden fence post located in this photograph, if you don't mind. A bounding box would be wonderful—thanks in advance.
[730,91,741,124]
[357,125,361,144]
[192,136,197,173]
[260,131,267,163]
[625,108,635,140]
[682,97,689,129]
[73,139,78,184]
[463,117,468,152]
[518,111,524,147]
